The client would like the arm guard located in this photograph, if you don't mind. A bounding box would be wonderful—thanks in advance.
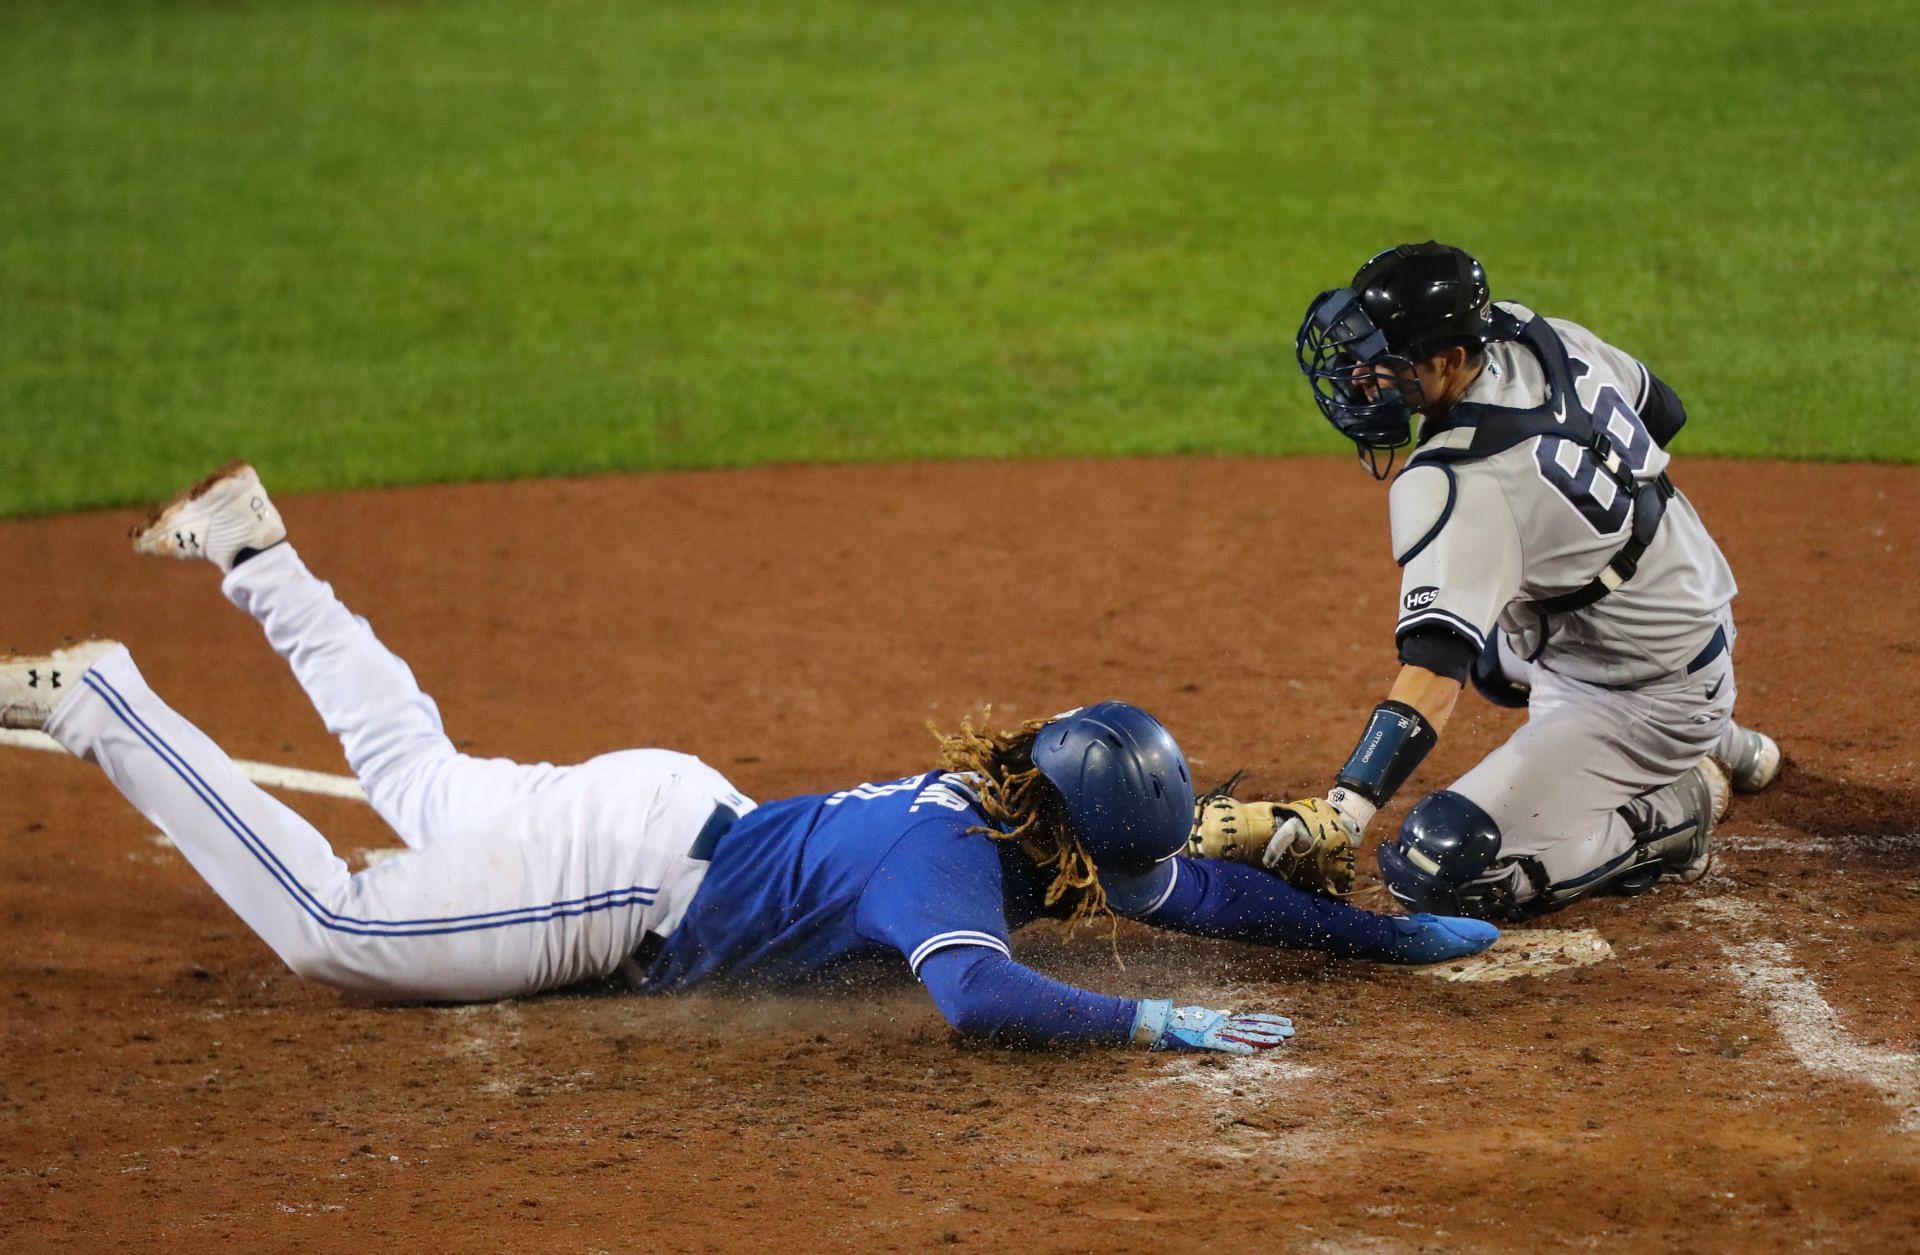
[1334,700,1438,806]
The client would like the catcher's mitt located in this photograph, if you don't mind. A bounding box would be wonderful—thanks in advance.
[1187,781,1356,898]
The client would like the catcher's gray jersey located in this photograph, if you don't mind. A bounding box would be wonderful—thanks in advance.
[1389,302,1736,686]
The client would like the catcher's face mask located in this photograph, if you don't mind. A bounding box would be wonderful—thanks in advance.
[1295,287,1425,479]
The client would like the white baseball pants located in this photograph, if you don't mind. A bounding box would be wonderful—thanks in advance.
[1455,612,1739,905]
[47,545,750,1001]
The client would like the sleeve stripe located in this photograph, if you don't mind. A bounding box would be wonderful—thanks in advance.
[908,930,1011,974]
[1395,608,1489,652]
[1139,860,1180,917]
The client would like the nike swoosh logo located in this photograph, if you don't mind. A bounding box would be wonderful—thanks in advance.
[1706,677,1724,701]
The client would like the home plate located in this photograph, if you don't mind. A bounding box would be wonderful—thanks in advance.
[1420,928,1614,982]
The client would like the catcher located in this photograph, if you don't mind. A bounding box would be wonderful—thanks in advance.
[1210,242,1784,920]
[1,464,1497,1058]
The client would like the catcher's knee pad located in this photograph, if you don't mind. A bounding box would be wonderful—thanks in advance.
[1377,790,1510,918]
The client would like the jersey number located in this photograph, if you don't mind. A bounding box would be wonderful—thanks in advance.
[1533,384,1653,534]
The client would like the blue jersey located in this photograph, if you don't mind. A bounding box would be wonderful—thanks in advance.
[641,766,1451,1052]
[642,771,1054,992]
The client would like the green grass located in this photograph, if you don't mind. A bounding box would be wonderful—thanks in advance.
[2,0,1914,516]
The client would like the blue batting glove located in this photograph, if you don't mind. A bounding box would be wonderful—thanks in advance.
[1130,999,1295,1054]
[1382,913,1501,965]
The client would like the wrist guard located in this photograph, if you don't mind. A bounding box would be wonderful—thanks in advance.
[1334,700,1438,806]
[1130,998,1173,1048]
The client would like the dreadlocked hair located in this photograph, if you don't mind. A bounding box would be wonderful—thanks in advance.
[932,709,1112,935]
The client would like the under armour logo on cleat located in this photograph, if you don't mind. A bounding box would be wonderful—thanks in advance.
[26,668,60,689]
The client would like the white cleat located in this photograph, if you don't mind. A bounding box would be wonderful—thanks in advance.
[0,641,119,730]
[1718,724,1782,794]
[131,461,285,572]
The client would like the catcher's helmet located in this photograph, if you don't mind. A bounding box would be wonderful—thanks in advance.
[1377,788,1507,918]
[1296,242,1493,467]
[1030,701,1194,876]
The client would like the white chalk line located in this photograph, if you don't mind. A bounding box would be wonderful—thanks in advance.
[1691,895,1760,925]
[1,726,366,801]
[1696,895,1920,1135]
[1723,940,1920,1134]
[1143,1052,1317,1095]
[1135,1054,1327,1163]
[1722,831,1920,855]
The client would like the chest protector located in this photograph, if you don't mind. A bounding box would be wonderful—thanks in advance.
[1409,311,1678,615]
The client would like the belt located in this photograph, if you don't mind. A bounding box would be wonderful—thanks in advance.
[688,802,739,861]
[1685,625,1728,675]
[625,802,740,977]
[630,928,667,972]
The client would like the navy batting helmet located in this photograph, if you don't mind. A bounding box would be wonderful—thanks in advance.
[1296,242,1493,464]
[1030,701,1194,876]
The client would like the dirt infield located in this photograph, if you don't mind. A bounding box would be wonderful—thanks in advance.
[3,457,1916,1252]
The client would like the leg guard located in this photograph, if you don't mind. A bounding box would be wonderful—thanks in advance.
[1377,790,1518,919]
[1487,808,1709,917]
[1380,782,1714,922]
